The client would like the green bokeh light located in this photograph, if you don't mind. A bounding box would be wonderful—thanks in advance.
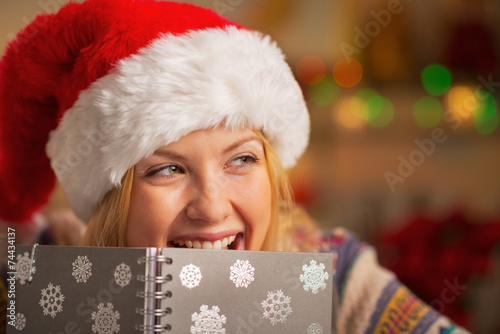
[421,64,452,96]
[309,76,340,107]
[363,95,394,127]
[477,90,497,108]
[413,96,443,128]
[355,88,379,102]
[474,102,499,135]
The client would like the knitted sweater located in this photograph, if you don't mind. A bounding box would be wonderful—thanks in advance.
[299,227,470,334]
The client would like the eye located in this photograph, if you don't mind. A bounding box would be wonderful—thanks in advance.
[228,155,258,166]
[146,165,184,178]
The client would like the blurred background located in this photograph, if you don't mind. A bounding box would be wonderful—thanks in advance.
[1,0,500,332]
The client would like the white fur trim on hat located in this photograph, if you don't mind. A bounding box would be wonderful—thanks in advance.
[46,26,310,222]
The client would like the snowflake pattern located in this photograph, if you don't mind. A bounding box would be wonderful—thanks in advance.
[15,252,33,285]
[39,283,65,318]
[113,263,131,288]
[15,313,26,331]
[180,264,203,289]
[191,304,226,334]
[307,322,323,334]
[299,260,329,294]
[72,255,92,283]
[261,289,293,325]
[92,303,120,334]
[229,259,255,288]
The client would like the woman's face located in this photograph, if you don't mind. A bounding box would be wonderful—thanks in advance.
[126,127,272,250]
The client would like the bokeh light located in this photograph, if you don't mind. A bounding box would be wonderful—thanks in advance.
[332,57,363,88]
[421,64,452,96]
[295,55,326,85]
[333,96,366,130]
[308,76,340,107]
[363,95,394,127]
[474,98,499,135]
[445,85,479,120]
[354,88,379,102]
[479,90,498,108]
[413,96,444,128]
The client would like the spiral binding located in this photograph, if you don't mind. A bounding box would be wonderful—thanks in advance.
[136,254,173,333]
[136,291,172,299]
[135,324,172,332]
[136,307,172,316]
[137,274,173,284]
[137,255,173,265]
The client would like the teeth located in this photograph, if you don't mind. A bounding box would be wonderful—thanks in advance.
[174,234,237,250]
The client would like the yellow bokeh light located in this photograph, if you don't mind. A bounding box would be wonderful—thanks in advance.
[445,85,479,120]
[332,96,366,130]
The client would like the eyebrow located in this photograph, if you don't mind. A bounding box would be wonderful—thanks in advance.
[222,135,264,154]
[153,134,264,160]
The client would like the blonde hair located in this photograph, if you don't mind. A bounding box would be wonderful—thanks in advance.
[81,168,134,247]
[256,131,295,251]
[81,130,296,251]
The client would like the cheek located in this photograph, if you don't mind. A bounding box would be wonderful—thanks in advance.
[235,171,272,249]
[254,174,272,222]
[127,183,180,247]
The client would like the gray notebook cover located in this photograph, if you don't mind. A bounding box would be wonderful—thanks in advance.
[9,245,333,333]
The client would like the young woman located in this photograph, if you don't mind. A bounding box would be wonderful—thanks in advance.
[0,0,469,332]
[84,127,295,252]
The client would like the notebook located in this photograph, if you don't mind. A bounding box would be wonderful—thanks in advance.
[8,245,333,333]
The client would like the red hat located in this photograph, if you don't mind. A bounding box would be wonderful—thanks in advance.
[0,0,309,223]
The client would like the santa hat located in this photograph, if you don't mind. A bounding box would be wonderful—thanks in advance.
[0,0,309,223]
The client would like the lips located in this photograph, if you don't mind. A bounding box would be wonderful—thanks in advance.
[168,233,243,250]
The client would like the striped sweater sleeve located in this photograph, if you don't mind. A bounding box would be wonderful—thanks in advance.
[316,228,470,334]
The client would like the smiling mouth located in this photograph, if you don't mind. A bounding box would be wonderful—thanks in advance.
[167,233,243,250]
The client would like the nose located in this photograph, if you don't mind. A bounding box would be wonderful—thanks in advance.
[184,174,232,225]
